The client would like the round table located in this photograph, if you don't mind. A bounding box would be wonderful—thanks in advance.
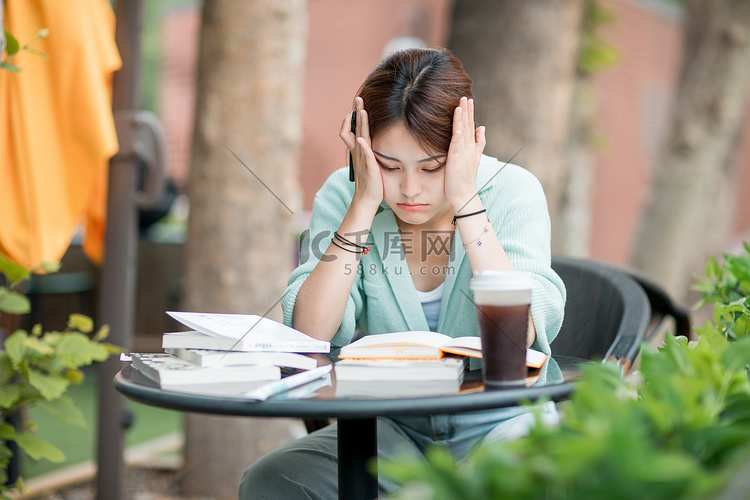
[115,355,585,499]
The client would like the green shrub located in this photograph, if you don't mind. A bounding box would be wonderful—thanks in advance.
[381,244,750,500]
[0,255,118,498]
[692,242,750,340]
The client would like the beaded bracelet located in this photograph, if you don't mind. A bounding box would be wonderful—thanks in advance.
[462,217,490,251]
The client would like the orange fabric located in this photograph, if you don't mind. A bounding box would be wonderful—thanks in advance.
[0,0,120,268]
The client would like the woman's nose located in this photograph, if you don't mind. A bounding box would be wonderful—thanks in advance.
[400,172,422,198]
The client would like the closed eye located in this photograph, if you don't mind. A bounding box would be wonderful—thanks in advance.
[377,160,399,172]
[423,163,446,174]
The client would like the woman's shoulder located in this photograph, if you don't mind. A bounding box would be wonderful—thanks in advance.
[312,167,356,215]
[477,155,545,201]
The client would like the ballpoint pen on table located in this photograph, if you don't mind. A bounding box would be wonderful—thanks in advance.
[243,365,333,401]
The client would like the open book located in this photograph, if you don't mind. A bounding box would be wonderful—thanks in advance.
[166,311,330,353]
[338,331,547,369]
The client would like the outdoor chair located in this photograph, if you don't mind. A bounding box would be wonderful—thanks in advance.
[550,255,651,374]
[617,265,692,339]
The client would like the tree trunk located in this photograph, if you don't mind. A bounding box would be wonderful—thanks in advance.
[632,0,750,299]
[180,1,306,498]
[553,77,596,257]
[447,0,585,221]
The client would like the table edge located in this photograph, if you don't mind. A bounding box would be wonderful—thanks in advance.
[114,365,575,419]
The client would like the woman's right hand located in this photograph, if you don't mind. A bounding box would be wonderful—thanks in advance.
[339,97,383,212]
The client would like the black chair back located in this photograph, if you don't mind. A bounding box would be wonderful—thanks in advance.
[551,255,650,371]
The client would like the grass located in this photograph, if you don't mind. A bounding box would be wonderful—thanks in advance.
[18,370,183,479]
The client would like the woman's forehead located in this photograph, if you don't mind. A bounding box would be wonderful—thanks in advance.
[372,122,444,162]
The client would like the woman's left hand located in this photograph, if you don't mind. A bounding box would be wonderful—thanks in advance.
[444,97,486,210]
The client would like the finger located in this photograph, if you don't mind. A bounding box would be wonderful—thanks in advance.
[356,136,378,169]
[449,106,464,158]
[468,98,476,135]
[452,105,462,137]
[359,109,371,144]
[475,126,487,155]
[354,97,365,138]
[340,112,356,150]
[460,97,471,133]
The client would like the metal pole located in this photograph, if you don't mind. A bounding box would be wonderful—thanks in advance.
[96,1,143,498]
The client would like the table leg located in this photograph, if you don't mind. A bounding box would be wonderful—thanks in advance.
[337,417,377,500]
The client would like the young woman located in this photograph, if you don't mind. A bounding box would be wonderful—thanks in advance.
[239,48,565,499]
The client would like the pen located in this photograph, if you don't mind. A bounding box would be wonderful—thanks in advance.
[243,365,333,401]
[272,373,332,400]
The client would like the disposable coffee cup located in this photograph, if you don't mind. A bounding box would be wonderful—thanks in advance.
[470,271,535,386]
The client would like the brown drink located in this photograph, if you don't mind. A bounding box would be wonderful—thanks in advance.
[477,303,529,385]
[470,271,534,386]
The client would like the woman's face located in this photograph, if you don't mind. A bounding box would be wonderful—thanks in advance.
[371,121,451,227]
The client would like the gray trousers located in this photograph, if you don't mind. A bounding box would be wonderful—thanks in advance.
[238,403,558,499]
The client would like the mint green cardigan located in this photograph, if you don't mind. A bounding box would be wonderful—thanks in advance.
[282,155,566,356]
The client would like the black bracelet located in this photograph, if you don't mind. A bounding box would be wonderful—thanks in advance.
[452,209,487,225]
[331,239,363,254]
[331,235,371,255]
[334,231,369,250]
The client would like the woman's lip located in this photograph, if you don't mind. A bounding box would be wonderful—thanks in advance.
[398,203,428,211]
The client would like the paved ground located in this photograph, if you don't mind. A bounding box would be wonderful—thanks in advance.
[13,467,210,500]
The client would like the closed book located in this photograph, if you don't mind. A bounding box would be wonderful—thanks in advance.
[130,367,274,396]
[166,311,330,353]
[164,347,317,370]
[130,353,281,386]
[338,331,547,369]
[334,357,466,382]
[335,379,462,398]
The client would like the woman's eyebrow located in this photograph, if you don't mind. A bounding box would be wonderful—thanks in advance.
[419,154,447,163]
[372,151,447,163]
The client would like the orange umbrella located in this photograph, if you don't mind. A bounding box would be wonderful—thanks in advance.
[0,0,121,269]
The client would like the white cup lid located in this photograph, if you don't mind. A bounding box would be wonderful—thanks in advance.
[469,270,535,291]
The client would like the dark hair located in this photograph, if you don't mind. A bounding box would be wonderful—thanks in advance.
[357,48,473,155]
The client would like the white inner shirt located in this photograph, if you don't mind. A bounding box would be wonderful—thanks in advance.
[415,282,445,332]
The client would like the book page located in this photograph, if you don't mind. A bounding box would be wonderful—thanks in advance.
[441,336,548,368]
[442,336,482,353]
[345,331,452,348]
[167,311,328,347]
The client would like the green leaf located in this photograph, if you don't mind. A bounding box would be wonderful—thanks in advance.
[0,423,16,440]
[65,368,85,384]
[0,254,28,284]
[0,353,12,383]
[23,336,54,356]
[28,370,69,400]
[3,30,20,57]
[0,384,21,409]
[56,332,110,368]
[5,330,27,364]
[14,431,65,462]
[706,257,720,278]
[38,260,59,273]
[0,289,30,315]
[0,61,22,72]
[67,313,94,333]
[36,396,86,427]
[93,324,110,342]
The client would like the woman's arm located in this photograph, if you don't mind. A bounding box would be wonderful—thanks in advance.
[444,98,536,346]
[292,98,383,341]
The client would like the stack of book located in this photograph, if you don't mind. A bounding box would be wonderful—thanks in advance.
[333,331,547,398]
[128,311,330,395]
